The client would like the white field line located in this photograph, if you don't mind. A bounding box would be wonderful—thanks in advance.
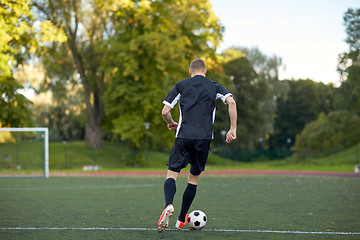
[0,183,157,191]
[0,227,359,235]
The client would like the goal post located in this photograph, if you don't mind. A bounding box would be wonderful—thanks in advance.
[0,127,49,178]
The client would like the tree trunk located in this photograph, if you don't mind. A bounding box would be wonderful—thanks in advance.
[68,35,104,149]
[33,1,105,149]
[84,101,104,148]
[85,121,103,148]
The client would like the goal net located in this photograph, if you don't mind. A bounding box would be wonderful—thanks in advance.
[0,128,49,178]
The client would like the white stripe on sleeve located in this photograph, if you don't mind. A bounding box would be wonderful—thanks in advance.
[163,93,181,108]
[216,93,232,104]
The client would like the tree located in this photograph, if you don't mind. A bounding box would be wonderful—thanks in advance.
[234,47,285,147]
[103,0,223,149]
[220,49,267,153]
[0,0,64,127]
[0,78,32,127]
[33,0,112,148]
[343,8,360,51]
[293,111,360,160]
[1,0,36,80]
[271,79,323,150]
[33,0,223,149]
[337,8,360,114]
[0,1,34,127]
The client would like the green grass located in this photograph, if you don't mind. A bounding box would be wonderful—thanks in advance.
[1,141,360,173]
[0,141,44,169]
[0,175,359,239]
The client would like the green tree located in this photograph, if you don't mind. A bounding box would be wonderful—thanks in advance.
[33,0,223,149]
[337,8,360,114]
[39,45,86,141]
[234,47,285,148]
[0,0,37,80]
[271,79,327,151]
[293,111,360,160]
[103,0,223,149]
[343,8,360,51]
[0,78,32,127]
[0,0,64,127]
[220,49,267,154]
[33,0,112,148]
[0,0,34,127]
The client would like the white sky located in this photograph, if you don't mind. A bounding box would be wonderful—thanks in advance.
[210,0,359,85]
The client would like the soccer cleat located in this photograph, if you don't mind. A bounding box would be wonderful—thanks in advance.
[157,204,174,232]
[175,214,189,230]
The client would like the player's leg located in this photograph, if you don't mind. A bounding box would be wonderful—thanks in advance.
[175,139,210,230]
[164,170,179,207]
[187,173,200,185]
[176,173,199,229]
[159,139,187,232]
[163,138,191,207]
[158,170,179,232]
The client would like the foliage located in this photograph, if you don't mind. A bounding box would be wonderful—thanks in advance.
[0,0,66,77]
[270,79,335,151]
[220,50,267,152]
[0,77,33,127]
[292,7,360,163]
[0,0,36,127]
[337,8,360,114]
[34,74,86,142]
[235,47,285,148]
[293,110,360,160]
[211,47,287,158]
[6,1,357,164]
[32,0,223,149]
[103,0,223,148]
[0,0,67,128]
[207,65,235,148]
[343,8,360,51]
[33,0,112,148]
[337,52,360,114]
[0,0,37,80]
[232,46,283,82]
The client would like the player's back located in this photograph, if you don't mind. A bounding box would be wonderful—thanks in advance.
[176,75,221,140]
[163,74,231,140]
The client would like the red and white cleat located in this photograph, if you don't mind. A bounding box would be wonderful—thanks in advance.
[157,204,174,232]
[175,214,188,230]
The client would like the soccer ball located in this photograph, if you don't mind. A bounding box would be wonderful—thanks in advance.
[188,210,207,230]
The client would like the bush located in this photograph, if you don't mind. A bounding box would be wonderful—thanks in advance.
[293,110,360,160]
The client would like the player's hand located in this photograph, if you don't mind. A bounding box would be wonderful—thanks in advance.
[168,121,178,131]
[225,129,236,143]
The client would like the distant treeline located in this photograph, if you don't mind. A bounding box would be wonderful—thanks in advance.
[1,1,359,162]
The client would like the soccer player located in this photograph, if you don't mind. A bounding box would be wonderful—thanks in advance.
[157,58,237,232]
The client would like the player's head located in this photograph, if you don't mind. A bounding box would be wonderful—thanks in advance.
[189,58,206,76]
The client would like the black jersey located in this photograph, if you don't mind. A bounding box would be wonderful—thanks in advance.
[163,75,232,140]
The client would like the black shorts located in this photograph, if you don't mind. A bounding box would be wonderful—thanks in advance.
[167,138,211,176]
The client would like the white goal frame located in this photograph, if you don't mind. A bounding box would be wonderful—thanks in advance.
[0,127,49,178]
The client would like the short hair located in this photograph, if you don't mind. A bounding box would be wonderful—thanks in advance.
[190,58,206,72]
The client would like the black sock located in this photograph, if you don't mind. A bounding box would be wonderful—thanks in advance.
[164,178,176,207]
[178,183,197,222]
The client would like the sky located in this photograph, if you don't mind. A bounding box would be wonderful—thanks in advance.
[210,0,359,85]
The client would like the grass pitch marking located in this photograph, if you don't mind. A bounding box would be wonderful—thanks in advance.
[1,227,359,235]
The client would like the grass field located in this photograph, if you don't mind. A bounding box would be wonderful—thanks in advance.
[1,141,359,174]
[1,174,359,239]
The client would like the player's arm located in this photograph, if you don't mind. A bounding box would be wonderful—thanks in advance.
[162,105,178,130]
[225,96,237,143]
